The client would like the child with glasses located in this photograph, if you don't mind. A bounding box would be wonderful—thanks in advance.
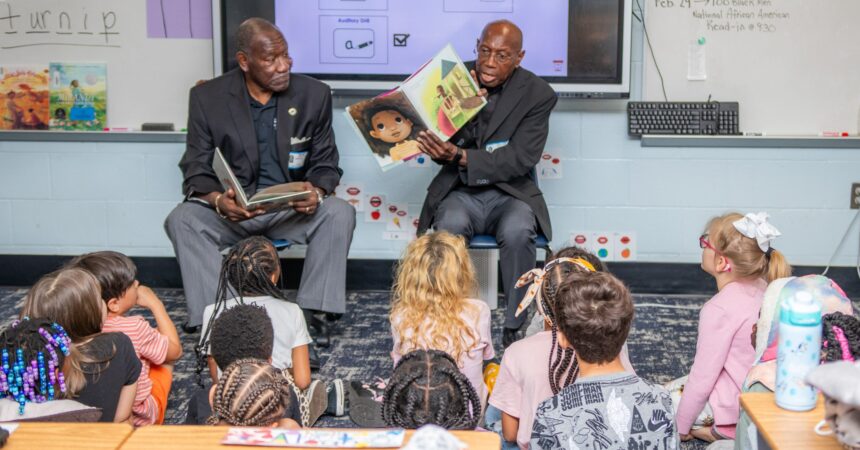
[670,212,791,443]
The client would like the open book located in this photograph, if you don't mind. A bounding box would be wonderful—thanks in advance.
[212,147,312,210]
[346,44,486,171]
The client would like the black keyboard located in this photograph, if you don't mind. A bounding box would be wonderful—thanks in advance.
[627,101,740,137]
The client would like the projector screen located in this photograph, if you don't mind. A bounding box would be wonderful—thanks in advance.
[215,0,632,98]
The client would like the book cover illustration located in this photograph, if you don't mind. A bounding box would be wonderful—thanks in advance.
[346,44,486,171]
[49,63,107,131]
[0,66,50,130]
[222,427,406,448]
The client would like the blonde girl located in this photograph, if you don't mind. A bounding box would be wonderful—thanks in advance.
[389,231,494,400]
[674,212,791,442]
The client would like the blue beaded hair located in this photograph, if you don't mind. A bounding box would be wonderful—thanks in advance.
[0,317,71,414]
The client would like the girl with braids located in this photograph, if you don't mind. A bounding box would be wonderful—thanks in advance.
[382,349,481,430]
[207,357,300,428]
[674,212,791,443]
[20,268,142,423]
[389,231,494,402]
[486,246,633,450]
[198,236,313,390]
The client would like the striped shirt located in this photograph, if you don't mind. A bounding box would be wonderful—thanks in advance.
[103,315,169,426]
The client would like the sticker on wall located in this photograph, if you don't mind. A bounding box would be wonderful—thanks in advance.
[569,231,591,251]
[336,183,365,212]
[538,153,563,180]
[614,232,637,261]
[386,203,408,231]
[590,231,614,262]
[364,194,386,223]
[406,153,431,168]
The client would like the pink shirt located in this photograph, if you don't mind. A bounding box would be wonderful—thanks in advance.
[676,278,767,436]
[489,331,634,450]
[391,298,495,400]
[102,315,169,426]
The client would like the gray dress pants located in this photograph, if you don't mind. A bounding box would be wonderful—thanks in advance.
[164,197,356,326]
[433,188,537,330]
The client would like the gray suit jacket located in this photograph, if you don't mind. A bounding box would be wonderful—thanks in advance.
[417,66,557,240]
[179,68,342,198]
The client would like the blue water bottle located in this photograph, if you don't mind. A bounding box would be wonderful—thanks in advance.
[775,290,822,411]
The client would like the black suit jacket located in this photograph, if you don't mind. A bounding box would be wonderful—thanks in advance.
[417,66,557,240]
[179,68,342,198]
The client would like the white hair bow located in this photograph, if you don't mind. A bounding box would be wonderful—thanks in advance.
[732,212,781,253]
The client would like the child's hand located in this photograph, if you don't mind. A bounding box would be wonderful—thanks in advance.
[135,285,162,310]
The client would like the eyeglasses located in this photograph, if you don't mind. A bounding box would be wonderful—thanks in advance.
[699,234,723,256]
[476,47,514,64]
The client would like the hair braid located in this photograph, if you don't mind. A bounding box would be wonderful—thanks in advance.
[207,358,290,427]
[382,349,480,430]
[822,312,860,362]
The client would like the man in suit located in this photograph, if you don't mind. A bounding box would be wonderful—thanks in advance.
[416,20,556,348]
[164,18,355,348]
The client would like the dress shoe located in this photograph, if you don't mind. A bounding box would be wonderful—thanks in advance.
[304,310,332,348]
[181,321,200,334]
[308,344,321,370]
[502,327,520,349]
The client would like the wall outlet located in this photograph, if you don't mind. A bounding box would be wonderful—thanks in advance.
[852,183,860,209]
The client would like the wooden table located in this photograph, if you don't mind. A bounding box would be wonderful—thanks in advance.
[121,426,501,449]
[740,392,841,450]
[2,422,133,449]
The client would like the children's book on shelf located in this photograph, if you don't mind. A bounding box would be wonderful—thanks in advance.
[0,65,50,130]
[346,44,486,171]
[212,147,312,210]
[221,427,406,448]
[49,62,107,131]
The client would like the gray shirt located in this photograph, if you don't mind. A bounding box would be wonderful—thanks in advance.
[530,372,679,450]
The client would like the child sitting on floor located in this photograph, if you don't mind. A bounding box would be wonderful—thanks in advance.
[198,236,313,390]
[208,358,301,428]
[185,303,310,426]
[530,271,678,450]
[0,317,103,421]
[672,212,791,443]
[68,251,182,426]
[488,247,634,450]
[382,349,482,430]
[389,231,494,401]
[21,268,141,423]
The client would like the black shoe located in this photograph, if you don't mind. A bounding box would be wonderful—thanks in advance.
[325,378,347,416]
[181,321,200,334]
[502,327,520,349]
[308,344,321,371]
[304,310,332,348]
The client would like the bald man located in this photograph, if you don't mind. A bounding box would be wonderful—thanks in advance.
[416,20,556,348]
[165,18,355,348]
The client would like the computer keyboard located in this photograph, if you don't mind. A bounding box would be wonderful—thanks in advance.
[627,101,740,137]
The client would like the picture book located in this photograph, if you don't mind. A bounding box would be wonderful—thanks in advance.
[346,44,486,171]
[0,66,50,130]
[212,147,312,210]
[48,63,107,131]
[221,427,406,448]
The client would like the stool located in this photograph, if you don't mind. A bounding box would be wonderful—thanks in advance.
[468,234,551,310]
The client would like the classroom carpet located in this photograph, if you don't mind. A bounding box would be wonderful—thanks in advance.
[3,286,824,449]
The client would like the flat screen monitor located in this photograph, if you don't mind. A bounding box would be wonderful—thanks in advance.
[214,0,632,98]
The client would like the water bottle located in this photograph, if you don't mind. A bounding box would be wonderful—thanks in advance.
[775,291,822,411]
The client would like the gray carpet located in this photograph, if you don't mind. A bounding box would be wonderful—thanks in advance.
[0,286,734,449]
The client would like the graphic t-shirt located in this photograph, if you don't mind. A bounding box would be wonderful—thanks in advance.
[531,372,679,450]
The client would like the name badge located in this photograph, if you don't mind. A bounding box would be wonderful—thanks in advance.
[288,151,308,169]
[485,140,509,153]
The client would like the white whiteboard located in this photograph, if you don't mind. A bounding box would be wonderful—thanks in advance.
[0,0,213,129]
[643,0,860,135]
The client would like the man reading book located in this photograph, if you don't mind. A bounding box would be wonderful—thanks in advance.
[416,20,557,349]
[165,18,355,349]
